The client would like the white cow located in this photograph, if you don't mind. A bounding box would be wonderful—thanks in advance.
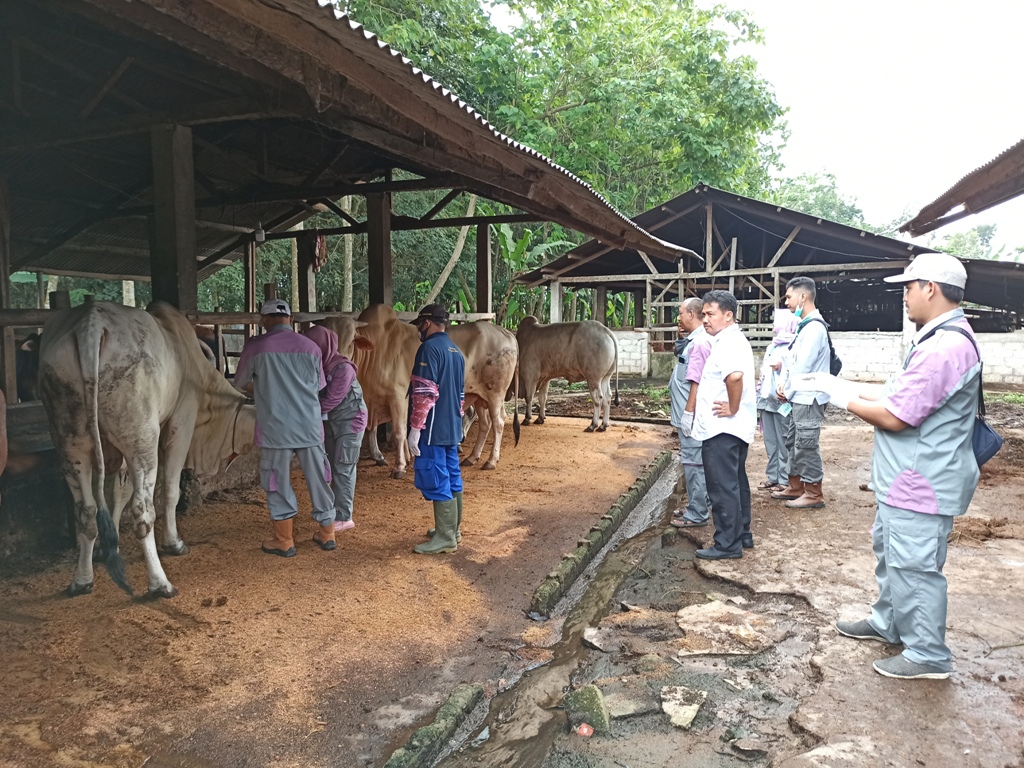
[516,316,619,432]
[38,301,256,598]
[449,321,520,469]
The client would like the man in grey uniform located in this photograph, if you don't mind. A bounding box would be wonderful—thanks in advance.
[773,276,831,509]
[669,297,711,527]
[235,299,337,557]
[795,253,981,680]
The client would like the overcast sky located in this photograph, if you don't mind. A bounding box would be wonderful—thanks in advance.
[736,0,1024,252]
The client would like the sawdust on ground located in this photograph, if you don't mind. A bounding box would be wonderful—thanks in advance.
[0,417,674,768]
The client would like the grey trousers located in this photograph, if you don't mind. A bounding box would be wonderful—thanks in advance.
[326,419,364,523]
[868,502,955,670]
[762,410,791,486]
[784,401,825,484]
[259,445,336,525]
[677,428,709,523]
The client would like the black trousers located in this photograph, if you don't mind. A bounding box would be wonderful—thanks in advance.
[701,433,752,554]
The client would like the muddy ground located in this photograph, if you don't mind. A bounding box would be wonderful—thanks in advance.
[0,418,674,768]
[445,418,1024,767]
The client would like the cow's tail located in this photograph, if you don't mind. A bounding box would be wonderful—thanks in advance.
[512,364,521,447]
[76,314,132,596]
[612,332,620,407]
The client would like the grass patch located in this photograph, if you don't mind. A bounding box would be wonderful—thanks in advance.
[992,392,1024,405]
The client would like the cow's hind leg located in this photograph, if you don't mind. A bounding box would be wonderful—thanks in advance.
[367,424,388,466]
[536,380,550,425]
[62,447,98,596]
[463,400,488,467]
[156,419,195,557]
[126,449,176,598]
[95,462,131,563]
[391,396,409,479]
[585,381,602,432]
[598,376,613,431]
[481,400,504,470]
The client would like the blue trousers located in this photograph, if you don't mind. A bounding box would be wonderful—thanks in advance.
[413,444,463,501]
[701,433,751,555]
[869,502,955,670]
[677,428,709,523]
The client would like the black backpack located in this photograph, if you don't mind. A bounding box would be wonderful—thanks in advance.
[791,317,843,376]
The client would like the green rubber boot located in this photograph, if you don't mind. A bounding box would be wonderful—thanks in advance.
[427,492,464,543]
[414,500,459,554]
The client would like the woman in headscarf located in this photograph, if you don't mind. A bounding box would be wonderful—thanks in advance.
[303,324,367,534]
[757,308,798,491]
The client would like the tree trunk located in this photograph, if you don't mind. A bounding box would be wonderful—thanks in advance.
[568,291,577,322]
[290,221,302,311]
[423,195,477,307]
[342,195,353,312]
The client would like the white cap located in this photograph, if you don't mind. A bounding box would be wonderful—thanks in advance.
[260,298,292,316]
[883,252,967,289]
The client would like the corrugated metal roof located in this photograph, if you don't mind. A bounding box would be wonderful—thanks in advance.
[901,137,1024,236]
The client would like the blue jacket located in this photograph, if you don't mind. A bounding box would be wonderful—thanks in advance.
[410,331,465,446]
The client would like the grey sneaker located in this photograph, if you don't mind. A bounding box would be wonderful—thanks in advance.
[872,655,949,680]
[835,619,890,643]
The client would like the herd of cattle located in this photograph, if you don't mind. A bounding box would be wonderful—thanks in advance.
[6,301,621,598]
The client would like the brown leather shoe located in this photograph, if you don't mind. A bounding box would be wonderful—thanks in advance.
[312,524,337,551]
[785,482,826,509]
[771,475,804,500]
[262,519,297,557]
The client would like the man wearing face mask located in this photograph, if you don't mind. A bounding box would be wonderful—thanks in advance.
[773,276,831,509]
[407,304,466,555]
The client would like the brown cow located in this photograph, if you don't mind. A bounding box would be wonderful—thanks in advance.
[449,321,520,469]
[516,316,619,432]
[38,301,257,597]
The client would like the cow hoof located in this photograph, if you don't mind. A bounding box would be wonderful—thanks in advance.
[536,418,545,425]
[161,542,190,556]
[374,458,389,467]
[584,425,596,433]
[391,469,406,480]
[461,458,476,467]
[66,581,93,597]
[147,585,178,599]
[481,461,496,471]
[596,425,608,432]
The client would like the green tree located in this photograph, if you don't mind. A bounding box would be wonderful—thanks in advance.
[933,224,1005,261]
[770,172,869,228]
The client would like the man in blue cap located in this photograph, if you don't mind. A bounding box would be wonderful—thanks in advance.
[407,304,466,554]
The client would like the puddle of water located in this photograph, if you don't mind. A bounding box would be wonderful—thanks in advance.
[441,468,686,768]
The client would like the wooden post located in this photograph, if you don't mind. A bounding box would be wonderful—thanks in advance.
[595,286,608,326]
[50,290,71,309]
[366,192,393,306]
[214,306,226,376]
[149,124,198,311]
[548,281,563,324]
[475,224,492,314]
[728,238,738,294]
[704,203,713,265]
[0,176,15,401]
[644,280,652,329]
[633,288,645,328]
[296,231,316,313]
[36,272,45,309]
[263,282,277,301]
[244,241,257,339]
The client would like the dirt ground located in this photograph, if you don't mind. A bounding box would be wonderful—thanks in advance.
[0,418,674,768]
[455,419,1024,768]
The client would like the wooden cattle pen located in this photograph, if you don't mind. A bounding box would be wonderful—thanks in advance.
[519,184,1024,349]
[0,0,695,464]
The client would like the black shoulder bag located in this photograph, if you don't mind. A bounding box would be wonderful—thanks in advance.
[791,317,843,376]
[915,323,1003,467]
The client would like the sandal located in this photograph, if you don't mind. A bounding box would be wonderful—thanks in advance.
[758,481,784,491]
[671,516,709,529]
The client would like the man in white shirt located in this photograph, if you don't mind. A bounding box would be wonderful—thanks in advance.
[691,290,757,559]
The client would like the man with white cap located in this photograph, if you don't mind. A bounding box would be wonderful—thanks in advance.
[793,252,981,680]
[235,298,337,557]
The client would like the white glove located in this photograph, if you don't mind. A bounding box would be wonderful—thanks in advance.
[790,373,857,411]
[681,411,695,438]
[407,427,422,457]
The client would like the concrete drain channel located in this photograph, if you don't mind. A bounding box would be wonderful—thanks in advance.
[386,455,827,768]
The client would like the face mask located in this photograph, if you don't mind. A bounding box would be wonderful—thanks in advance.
[794,300,804,319]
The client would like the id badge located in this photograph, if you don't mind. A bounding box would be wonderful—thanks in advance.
[778,402,793,417]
